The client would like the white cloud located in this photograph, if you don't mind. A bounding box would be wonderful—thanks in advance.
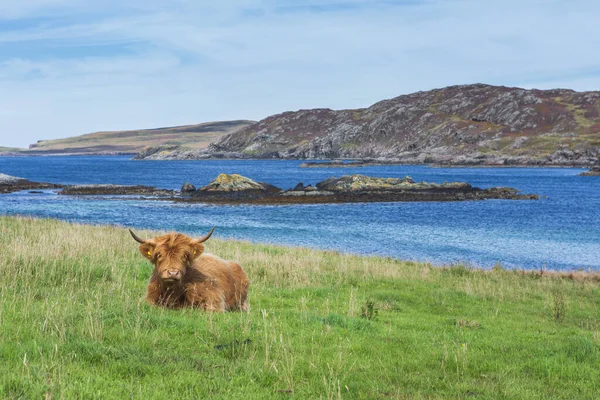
[0,0,599,147]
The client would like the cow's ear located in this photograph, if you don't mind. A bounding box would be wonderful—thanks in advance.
[139,243,156,261]
[190,242,205,260]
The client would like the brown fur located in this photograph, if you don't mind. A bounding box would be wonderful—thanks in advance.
[134,232,249,312]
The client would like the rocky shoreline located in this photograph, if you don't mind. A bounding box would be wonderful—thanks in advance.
[132,145,599,167]
[0,173,62,194]
[580,166,600,176]
[0,172,539,204]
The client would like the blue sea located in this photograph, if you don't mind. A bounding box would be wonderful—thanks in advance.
[1,156,599,270]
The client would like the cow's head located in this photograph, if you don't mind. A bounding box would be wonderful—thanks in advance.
[129,228,214,284]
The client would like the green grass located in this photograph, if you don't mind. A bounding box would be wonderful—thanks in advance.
[1,216,599,399]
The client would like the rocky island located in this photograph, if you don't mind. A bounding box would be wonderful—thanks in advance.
[1,172,539,204]
[178,173,538,204]
[0,173,173,196]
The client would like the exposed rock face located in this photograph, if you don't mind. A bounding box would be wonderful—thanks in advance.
[134,147,249,160]
[181,182,196,193]
[200,84,600,166]
[0,173,61,194]
[0,173,23,184]
[316,175,417,192]
[198,174,268,192]
[134,145,181,160]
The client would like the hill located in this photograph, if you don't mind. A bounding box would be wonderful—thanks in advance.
[23,120,254,155]
[2,216,600,398]
[202,84,600,165]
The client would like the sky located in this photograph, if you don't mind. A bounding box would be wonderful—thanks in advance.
[0,0,600,148]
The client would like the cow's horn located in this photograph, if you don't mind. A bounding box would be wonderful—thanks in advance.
[197,227,215,243]
[129,229,147,244]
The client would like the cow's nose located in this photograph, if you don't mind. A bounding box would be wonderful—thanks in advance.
[168,270,180,278]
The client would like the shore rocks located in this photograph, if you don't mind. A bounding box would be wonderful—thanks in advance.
[60,185,174,196]
[133,145,181,160]
[0,173,23,184]
[0,173,61,194]
[181,182,196,193]
[580,166,600,176]
[134,146,250,161]
[300,159,408,168]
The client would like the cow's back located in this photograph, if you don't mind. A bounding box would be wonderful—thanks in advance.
[193,253,249,311]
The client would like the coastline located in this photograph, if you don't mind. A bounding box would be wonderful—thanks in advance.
[1,152,595,169]
[2,215,596,275]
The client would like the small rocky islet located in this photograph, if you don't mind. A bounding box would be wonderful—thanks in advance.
[0,172,539,203]
[176,173,538,204]
[0,173,61,194]
[579,166,600,176]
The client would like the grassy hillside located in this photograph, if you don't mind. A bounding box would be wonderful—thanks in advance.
[1,216,599,399]
[27,120,254,154]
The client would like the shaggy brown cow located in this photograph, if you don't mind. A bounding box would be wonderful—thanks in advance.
[129,228,249,312]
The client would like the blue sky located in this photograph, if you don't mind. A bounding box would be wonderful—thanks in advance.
[0,0,599,147]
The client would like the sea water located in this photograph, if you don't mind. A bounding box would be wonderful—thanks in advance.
[1,156,599,270]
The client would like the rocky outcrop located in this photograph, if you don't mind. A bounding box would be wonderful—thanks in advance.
[60,185,174,196]
[133,145,182,160]
[316,175,416,191]
[580,166,600,176]
[0,173,61,194]
[198,174,270,192]
[134,146,249,160]
[195,84,600,166]
[181,182,196,193]
[179,173,538,204]
[186,174,282,202]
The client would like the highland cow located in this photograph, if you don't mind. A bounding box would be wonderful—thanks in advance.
[129,227,249,312]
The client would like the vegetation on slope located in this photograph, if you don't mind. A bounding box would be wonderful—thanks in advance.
[209,84,600,165]
[0,146,22,153]
[25,120,254,154]
[1,216,599,398]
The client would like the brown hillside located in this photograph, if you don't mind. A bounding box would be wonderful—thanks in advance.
[208,84,600,165]
[26,120,254,154]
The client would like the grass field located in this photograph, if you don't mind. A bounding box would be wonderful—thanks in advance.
[1,216,599,399]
